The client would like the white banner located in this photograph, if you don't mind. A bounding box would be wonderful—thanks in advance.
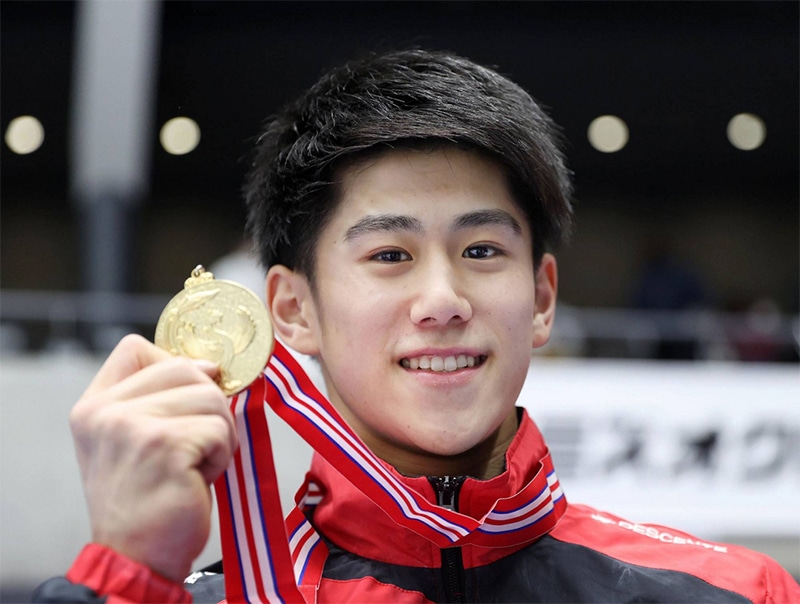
[519,359,800,539]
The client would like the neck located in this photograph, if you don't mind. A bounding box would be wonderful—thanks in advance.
[371,411,519,480]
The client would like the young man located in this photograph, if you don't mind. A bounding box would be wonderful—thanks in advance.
[35,50,798,603]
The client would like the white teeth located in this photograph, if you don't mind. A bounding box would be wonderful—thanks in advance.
[401,354,481,372]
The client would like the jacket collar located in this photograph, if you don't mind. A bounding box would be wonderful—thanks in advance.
[307,408,567,565]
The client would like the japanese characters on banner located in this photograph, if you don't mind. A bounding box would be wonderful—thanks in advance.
[518,360,799,538]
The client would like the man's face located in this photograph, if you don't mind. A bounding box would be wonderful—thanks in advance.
[292,147,555,472]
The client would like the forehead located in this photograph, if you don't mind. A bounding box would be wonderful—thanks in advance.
[329,146,528,232]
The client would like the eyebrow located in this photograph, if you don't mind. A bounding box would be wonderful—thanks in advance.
[343,208,522,241]
[452,209,522,235]
[344,214,424,241]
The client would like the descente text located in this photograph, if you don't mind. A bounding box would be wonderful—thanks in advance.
[591,514,728,553]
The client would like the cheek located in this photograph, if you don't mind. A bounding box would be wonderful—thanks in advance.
[491,283,536,336]
[319,287,395,357]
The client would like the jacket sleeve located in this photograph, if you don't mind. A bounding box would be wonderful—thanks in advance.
[31,576,106,603]
[31,544,192,604]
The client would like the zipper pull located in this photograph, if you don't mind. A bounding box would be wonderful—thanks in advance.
[432,475,464,511]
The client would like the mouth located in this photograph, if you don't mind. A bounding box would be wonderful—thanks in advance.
[400,354,487,373]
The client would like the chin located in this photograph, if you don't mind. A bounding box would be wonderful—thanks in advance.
[410,432,484,458]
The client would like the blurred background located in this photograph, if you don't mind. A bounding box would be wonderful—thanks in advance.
[1,1,798,599]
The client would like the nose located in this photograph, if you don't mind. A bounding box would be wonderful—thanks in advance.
[409,259,473,326]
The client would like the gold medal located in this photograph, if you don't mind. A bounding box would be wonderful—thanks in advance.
[155,265,274,396]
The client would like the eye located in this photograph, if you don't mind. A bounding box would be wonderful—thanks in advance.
[463,244,500,260]
[370,249,411,263]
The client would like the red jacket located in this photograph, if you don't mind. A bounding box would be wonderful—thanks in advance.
[34,410,799,603]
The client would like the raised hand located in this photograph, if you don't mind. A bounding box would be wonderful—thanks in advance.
[69,334,237,582]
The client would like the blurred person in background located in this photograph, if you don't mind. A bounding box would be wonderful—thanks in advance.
[631,236,708,360]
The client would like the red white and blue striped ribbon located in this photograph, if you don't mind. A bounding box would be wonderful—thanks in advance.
[213,339,565,603]
[215,375,309,604]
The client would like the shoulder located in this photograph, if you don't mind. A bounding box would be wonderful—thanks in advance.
[552,502,799,604]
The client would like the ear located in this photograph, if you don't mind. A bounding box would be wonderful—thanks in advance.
[532,253,558,349]
[266,265,321,356]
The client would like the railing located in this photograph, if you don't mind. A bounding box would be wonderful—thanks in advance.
[1,289,171,352]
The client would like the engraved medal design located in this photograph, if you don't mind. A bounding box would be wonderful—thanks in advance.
[155,265,274,395]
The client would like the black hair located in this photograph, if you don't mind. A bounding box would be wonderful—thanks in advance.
[243,49,574,282]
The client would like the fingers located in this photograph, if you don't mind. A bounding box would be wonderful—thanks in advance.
[83,335,172,397]
[94,384,239,461]
[71,335,236,475]
[145,384,237,458]
[83,334,221,399]
[93,356,222,410]
[74,335,227,431]
[173,414,239,484]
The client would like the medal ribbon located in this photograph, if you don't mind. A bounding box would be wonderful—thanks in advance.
[213,340,565,603]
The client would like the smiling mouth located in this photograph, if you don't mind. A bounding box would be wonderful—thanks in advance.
[400,354,487,373]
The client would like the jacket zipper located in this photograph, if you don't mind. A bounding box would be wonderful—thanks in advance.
[430,476,467,604]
